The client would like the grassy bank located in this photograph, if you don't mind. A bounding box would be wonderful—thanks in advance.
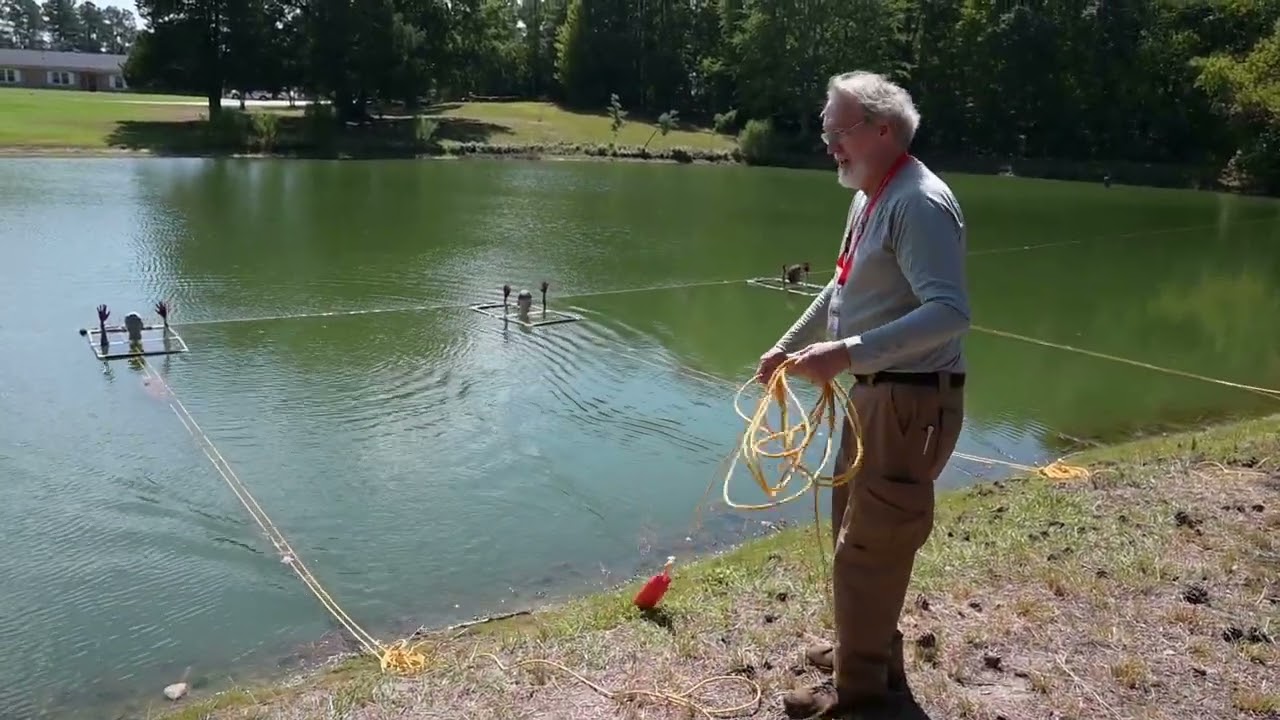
[152,412,1280,720]
[0,89,739,163]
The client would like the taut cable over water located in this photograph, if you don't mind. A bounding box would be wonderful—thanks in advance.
[173,277,747,327]
[971,325,1280,400]
[136,359,431,676]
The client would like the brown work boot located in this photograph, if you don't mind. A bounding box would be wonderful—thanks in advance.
[803,632,908,691]
[782,680,894,719]
[805,642,835,671]
[782,679,842,718]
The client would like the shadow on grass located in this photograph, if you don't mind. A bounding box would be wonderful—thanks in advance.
[432,117,512,144]
[103,114,513,157]
[893,680,937,720]
[419,100,719,136]
[416,102,463,116]
[638,607,675,634]
[106,119,212,154]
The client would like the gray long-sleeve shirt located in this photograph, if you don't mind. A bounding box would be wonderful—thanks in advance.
[772,156,970,374]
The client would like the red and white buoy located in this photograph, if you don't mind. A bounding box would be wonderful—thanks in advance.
[633,556,675,610]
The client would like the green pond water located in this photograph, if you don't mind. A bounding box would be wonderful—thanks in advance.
[1,156,1278,719]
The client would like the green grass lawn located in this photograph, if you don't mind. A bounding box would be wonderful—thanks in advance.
[423,100,736,152]
[0,88,214,148]
[0,88,736,155]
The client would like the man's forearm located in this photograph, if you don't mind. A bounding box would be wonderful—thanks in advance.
[841,299,968,373]
[773,282,834,353]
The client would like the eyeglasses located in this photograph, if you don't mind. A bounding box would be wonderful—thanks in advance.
[821,118,867,146]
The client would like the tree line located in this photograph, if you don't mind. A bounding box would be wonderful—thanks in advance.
[67,0,1280,192]
[0,0,137,53]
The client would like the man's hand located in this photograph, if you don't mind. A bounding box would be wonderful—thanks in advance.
[755,347,789,385]
[788,340,851,386]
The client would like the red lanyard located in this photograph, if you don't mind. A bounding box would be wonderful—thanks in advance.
[835,153,911,286]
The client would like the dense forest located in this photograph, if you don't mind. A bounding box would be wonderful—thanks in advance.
[0,0,138,53]
[7,0,1280,192]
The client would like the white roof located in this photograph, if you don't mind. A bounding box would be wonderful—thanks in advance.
[0,49,127,72]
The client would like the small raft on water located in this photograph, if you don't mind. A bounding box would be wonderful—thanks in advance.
[80,301,189,360]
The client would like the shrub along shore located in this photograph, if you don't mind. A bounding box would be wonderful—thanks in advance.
[151,412,1280,720]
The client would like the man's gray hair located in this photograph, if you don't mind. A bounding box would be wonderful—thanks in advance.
[825,71,921,148]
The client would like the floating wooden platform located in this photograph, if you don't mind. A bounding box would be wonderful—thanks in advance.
[85,326,189,360]
[467,303,584,328]
[745,277,827,297]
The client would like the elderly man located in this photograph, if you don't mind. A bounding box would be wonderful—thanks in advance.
[756,71,970,718]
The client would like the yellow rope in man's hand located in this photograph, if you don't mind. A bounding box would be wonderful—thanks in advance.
[723,356,865,511]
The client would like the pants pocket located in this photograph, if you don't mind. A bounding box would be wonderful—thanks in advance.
[840,474,934,556]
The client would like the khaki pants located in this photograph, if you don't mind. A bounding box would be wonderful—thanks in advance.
[829,375,964,697]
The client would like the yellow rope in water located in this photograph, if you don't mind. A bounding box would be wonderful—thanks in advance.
[139,360,429,675]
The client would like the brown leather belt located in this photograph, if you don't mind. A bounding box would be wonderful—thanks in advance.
[853,371,965,388]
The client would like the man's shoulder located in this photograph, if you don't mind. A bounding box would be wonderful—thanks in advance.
[894,160,963,223]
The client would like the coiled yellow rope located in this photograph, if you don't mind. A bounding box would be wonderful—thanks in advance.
[726,357,864,510]
[951,450,1091,480]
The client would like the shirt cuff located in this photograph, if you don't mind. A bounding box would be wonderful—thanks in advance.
[841,335,867,373]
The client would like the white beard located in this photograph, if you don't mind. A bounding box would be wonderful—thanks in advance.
[837,160,867,190]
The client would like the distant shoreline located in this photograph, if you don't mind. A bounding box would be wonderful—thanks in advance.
[0,143,739,165]
[0,89,1250,193]
[0,143,1245,195]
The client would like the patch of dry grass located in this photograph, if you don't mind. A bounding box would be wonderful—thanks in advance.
[160,414,1280,719]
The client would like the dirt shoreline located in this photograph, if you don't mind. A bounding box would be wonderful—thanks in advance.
[137,412,1280,720]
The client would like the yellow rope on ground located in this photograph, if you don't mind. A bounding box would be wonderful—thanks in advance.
[139,359,429,676]
[1038,459,1091,480]
[952,450,1091,481]
[477,653,762,719]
